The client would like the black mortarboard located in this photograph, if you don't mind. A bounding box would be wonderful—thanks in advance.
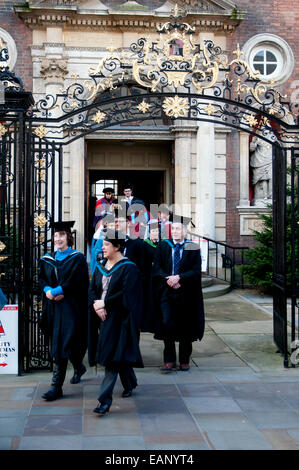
[169,214,192,227]
[104,230,126,244]
[50,220,75,233]
[148,218,159,230]
[103,187,114,193]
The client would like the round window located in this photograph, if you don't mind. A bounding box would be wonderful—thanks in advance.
[252,49,278,76]
[0,28,17,71]
[242,34,294,85]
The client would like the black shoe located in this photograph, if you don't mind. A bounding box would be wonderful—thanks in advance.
[93,402,110,416]
[70,364,86,384]
[122,389,132,398]
[42,386,63,401]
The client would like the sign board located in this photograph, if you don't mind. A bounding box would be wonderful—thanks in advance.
[0,305,18,374]
[189,237,208,272]
[200,239,208,272]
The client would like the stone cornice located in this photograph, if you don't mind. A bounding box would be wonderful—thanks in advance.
[14,5,244,33]
[84,127,174,140]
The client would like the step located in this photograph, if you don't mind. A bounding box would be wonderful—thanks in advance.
[203,281,231,299]
[202,276,213,288]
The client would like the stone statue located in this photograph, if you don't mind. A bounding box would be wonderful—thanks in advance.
[249,132,273,206]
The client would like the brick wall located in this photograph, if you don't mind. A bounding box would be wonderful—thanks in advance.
[226,0,299,246]
[229,0,299,97]
[0,1,33,90]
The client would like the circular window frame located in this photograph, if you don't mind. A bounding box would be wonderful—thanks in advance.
[0,28,17,71]
[242,34,294,86]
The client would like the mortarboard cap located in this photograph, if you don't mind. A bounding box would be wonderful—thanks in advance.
[104,230,126,244]
[170,214,192,227]
[103,187,114,193]
[148,219,159,230]
[50,220,75,233]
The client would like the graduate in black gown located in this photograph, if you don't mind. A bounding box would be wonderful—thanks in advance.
[152,216,205,372]
[88,232,144,416]
[114,213,145,272]
[39,221,89,401]
[142,220,160,333]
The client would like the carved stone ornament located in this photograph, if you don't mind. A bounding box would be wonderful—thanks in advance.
[40,58,68,82]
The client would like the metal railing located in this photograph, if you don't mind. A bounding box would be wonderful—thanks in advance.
[187,231,249,288]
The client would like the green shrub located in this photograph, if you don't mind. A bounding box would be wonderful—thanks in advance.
[242,173,299,294]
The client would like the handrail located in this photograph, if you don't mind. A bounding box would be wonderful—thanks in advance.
[187,231,249,288]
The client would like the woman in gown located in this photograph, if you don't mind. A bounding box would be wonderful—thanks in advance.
[88,232,143,416]
[39,221,89,401]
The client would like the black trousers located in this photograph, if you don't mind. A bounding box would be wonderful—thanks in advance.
[98,366,137,407]
[163,339,192,365]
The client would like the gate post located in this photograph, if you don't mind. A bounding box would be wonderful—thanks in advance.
[272,142,288,368]
[290,148,299,367]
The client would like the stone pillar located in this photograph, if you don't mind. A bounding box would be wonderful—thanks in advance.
[39,42,69,228]
[69,138,85,253]
[196,121,215,239]
[172,124,197,218]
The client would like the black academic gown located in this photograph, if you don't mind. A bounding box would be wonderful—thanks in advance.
[152,239,205,342]
[39,251,89,362]
[88,258,144,370]
[124,236,145,272]
[123,236,149,331]
[142,238,159,333]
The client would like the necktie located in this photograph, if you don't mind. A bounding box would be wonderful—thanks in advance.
[173,243,181,275]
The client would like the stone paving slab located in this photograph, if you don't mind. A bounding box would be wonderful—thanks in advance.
[260,429,299,450]
[193,412,258,432]
[209,320,274,334]
[206,430,273,450]
[192,352,247,368]
[82,436,146,451]
[18,435,83,451]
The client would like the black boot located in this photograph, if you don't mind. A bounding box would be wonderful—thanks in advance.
[42,386,63,401]
[42,359,67,401]
[70,363,86,384]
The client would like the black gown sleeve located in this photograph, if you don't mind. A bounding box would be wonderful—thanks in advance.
[60,254,89,296]
[38,260,52,292]
[152,243,169,284]
[179,250,202,285]
[87,270,101,367]
[121,264,143,330]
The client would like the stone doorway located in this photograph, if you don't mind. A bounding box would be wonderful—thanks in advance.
[87,168,166,243]
[86,139,172,245]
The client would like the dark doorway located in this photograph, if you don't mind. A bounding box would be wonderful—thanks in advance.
[87,169,165,242]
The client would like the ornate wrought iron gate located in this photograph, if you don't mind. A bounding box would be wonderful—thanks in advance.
[290,147,299,367]
[0,104,64,371]
[0,7,299,371]
[272,143,288,366]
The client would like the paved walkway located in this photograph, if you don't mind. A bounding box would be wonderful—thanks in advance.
[1,289,299,451]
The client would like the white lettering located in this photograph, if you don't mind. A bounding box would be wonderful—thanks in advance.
[148,455,194,465]
[105,455,139,467]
